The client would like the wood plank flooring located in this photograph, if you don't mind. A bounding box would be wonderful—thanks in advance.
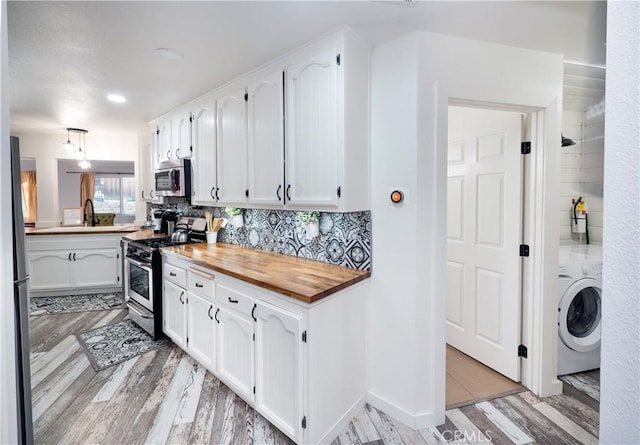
[30,309,600,444]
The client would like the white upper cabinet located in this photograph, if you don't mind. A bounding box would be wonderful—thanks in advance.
[148,28,370,211]
[247,70,285,206]
[191,97,218,205]
[216,86,248,205]
[157,118,172,162]
[285,48,339,208]
[138,133,154,202]
[171,110,192,159]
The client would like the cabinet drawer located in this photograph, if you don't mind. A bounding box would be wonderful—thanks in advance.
[164,263,186,287]
[217,283,254,316]
[187,268,215,299]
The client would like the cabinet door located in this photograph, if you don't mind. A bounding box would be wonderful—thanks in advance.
[216,306,254,402]
[172,113,192,159]
[138,134,153,202]
[191,103,218,205]
[158,119,172,162]
[187,292,216,373]
[248,71,284,206]
[285,49,339,207]
[254,300,303,441]
[216,88,248,205]
[73,248,119,288]
[163,280,187,349]
[27,251,73,290]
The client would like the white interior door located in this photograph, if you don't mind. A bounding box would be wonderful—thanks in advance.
[446,105,523,381]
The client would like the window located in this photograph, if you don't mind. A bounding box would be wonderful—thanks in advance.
[93,175,135,215]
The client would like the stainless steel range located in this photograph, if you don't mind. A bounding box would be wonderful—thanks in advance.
[125,217,206,339]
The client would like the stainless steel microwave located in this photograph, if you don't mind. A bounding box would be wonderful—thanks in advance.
[154,158,191,197]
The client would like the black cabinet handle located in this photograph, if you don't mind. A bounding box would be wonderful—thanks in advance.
[215,187,220,200]
[150,190,155,198]
[141,190,145,199]
[286,184,291,201]
[195,283,204,288]
[276,185,282,201]
[166,150,171,159]
[210,187,215,200]
[208,305,213,320]
[176,148,180,157]
[215,308,220,323]
[169,272,176,277]
[179,291,185,304]
[228,297,238,304]
[73,253,76,261]
[251,303,257,321]
[68,252,72,261]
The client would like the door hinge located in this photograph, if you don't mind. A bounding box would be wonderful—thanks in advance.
[253,333,255,342]
[302,416,307,429]
[337,186,341,198]
[245,189,249,198]
[186,337,189,344]
[336,54,341,66]
[521,141,531,155]
[189,115,193,123]
[518,344,528,358]
[253,386,256,394]
[244,92,248,102]
[519,244,530,257]
[117,276,120,283]
[302,330,307,343]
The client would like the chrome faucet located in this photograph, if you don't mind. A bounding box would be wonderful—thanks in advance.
[83,198,97,227]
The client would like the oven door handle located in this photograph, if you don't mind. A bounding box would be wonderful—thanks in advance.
[127,300,153,319]
[126,256,153,271]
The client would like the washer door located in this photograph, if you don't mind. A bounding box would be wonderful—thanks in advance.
[559,278,601,352]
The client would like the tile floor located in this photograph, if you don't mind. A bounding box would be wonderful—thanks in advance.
[446,344,524,408]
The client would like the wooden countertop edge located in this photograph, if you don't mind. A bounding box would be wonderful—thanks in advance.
[25,227,139,236]
[161,247,371,304]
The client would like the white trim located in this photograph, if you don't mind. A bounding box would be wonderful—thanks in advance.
[367,391,437,430]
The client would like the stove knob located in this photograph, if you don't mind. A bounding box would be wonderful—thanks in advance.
[127,247,134,255]
[143,251,151,259]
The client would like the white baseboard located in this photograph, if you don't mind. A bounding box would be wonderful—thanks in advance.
[367,391,442,430]
[317,393,367,444]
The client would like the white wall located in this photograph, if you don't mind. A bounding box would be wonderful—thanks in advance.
[370,31,563,429]
[57,163,81,219]
[559,110,604,245]
[12,130,139,226]
[600,1,640,443]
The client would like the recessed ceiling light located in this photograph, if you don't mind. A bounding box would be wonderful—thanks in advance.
[107,94,127,103]
[155,47,183,60]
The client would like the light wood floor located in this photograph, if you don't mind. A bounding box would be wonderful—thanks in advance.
[30,309,600,444]
[446,345,524,408]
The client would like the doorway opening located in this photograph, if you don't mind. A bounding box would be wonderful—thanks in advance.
[445,104,529,407]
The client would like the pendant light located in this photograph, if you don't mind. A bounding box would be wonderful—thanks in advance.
[77,130,91,169]
[62,128,76,153]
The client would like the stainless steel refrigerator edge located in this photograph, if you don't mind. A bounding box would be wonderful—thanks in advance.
[11,136,34,444]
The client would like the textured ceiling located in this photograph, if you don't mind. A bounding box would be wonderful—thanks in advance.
[8,1,607,135]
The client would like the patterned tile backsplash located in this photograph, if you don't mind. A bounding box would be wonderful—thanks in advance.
[148,203,372,271]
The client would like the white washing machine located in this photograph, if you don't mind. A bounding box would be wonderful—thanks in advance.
[557,244,602,376]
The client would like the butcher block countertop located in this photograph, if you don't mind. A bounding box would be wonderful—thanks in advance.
[26,224,139,236]
[122,228,164,241]
[162,243,370,304]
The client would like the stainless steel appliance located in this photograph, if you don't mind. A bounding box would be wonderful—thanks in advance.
[152,209,164,232]
[154,158,191,197]
[125,217,206,339]
[11,136,34,444]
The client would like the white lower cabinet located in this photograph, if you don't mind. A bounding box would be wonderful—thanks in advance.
[187,292,216,373]
[216,305,255,402]
[26,234,122,294]
[163,279,187,349]
[161,252,368,444]
[254,299,303,441]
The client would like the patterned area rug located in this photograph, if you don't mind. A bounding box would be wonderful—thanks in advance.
[77,319,169,371]
[30,292,126,315]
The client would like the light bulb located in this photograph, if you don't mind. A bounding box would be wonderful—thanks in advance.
[78,158,91,169]
[62,140,76,153]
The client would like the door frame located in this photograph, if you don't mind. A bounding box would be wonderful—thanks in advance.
[446,98,562,397]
